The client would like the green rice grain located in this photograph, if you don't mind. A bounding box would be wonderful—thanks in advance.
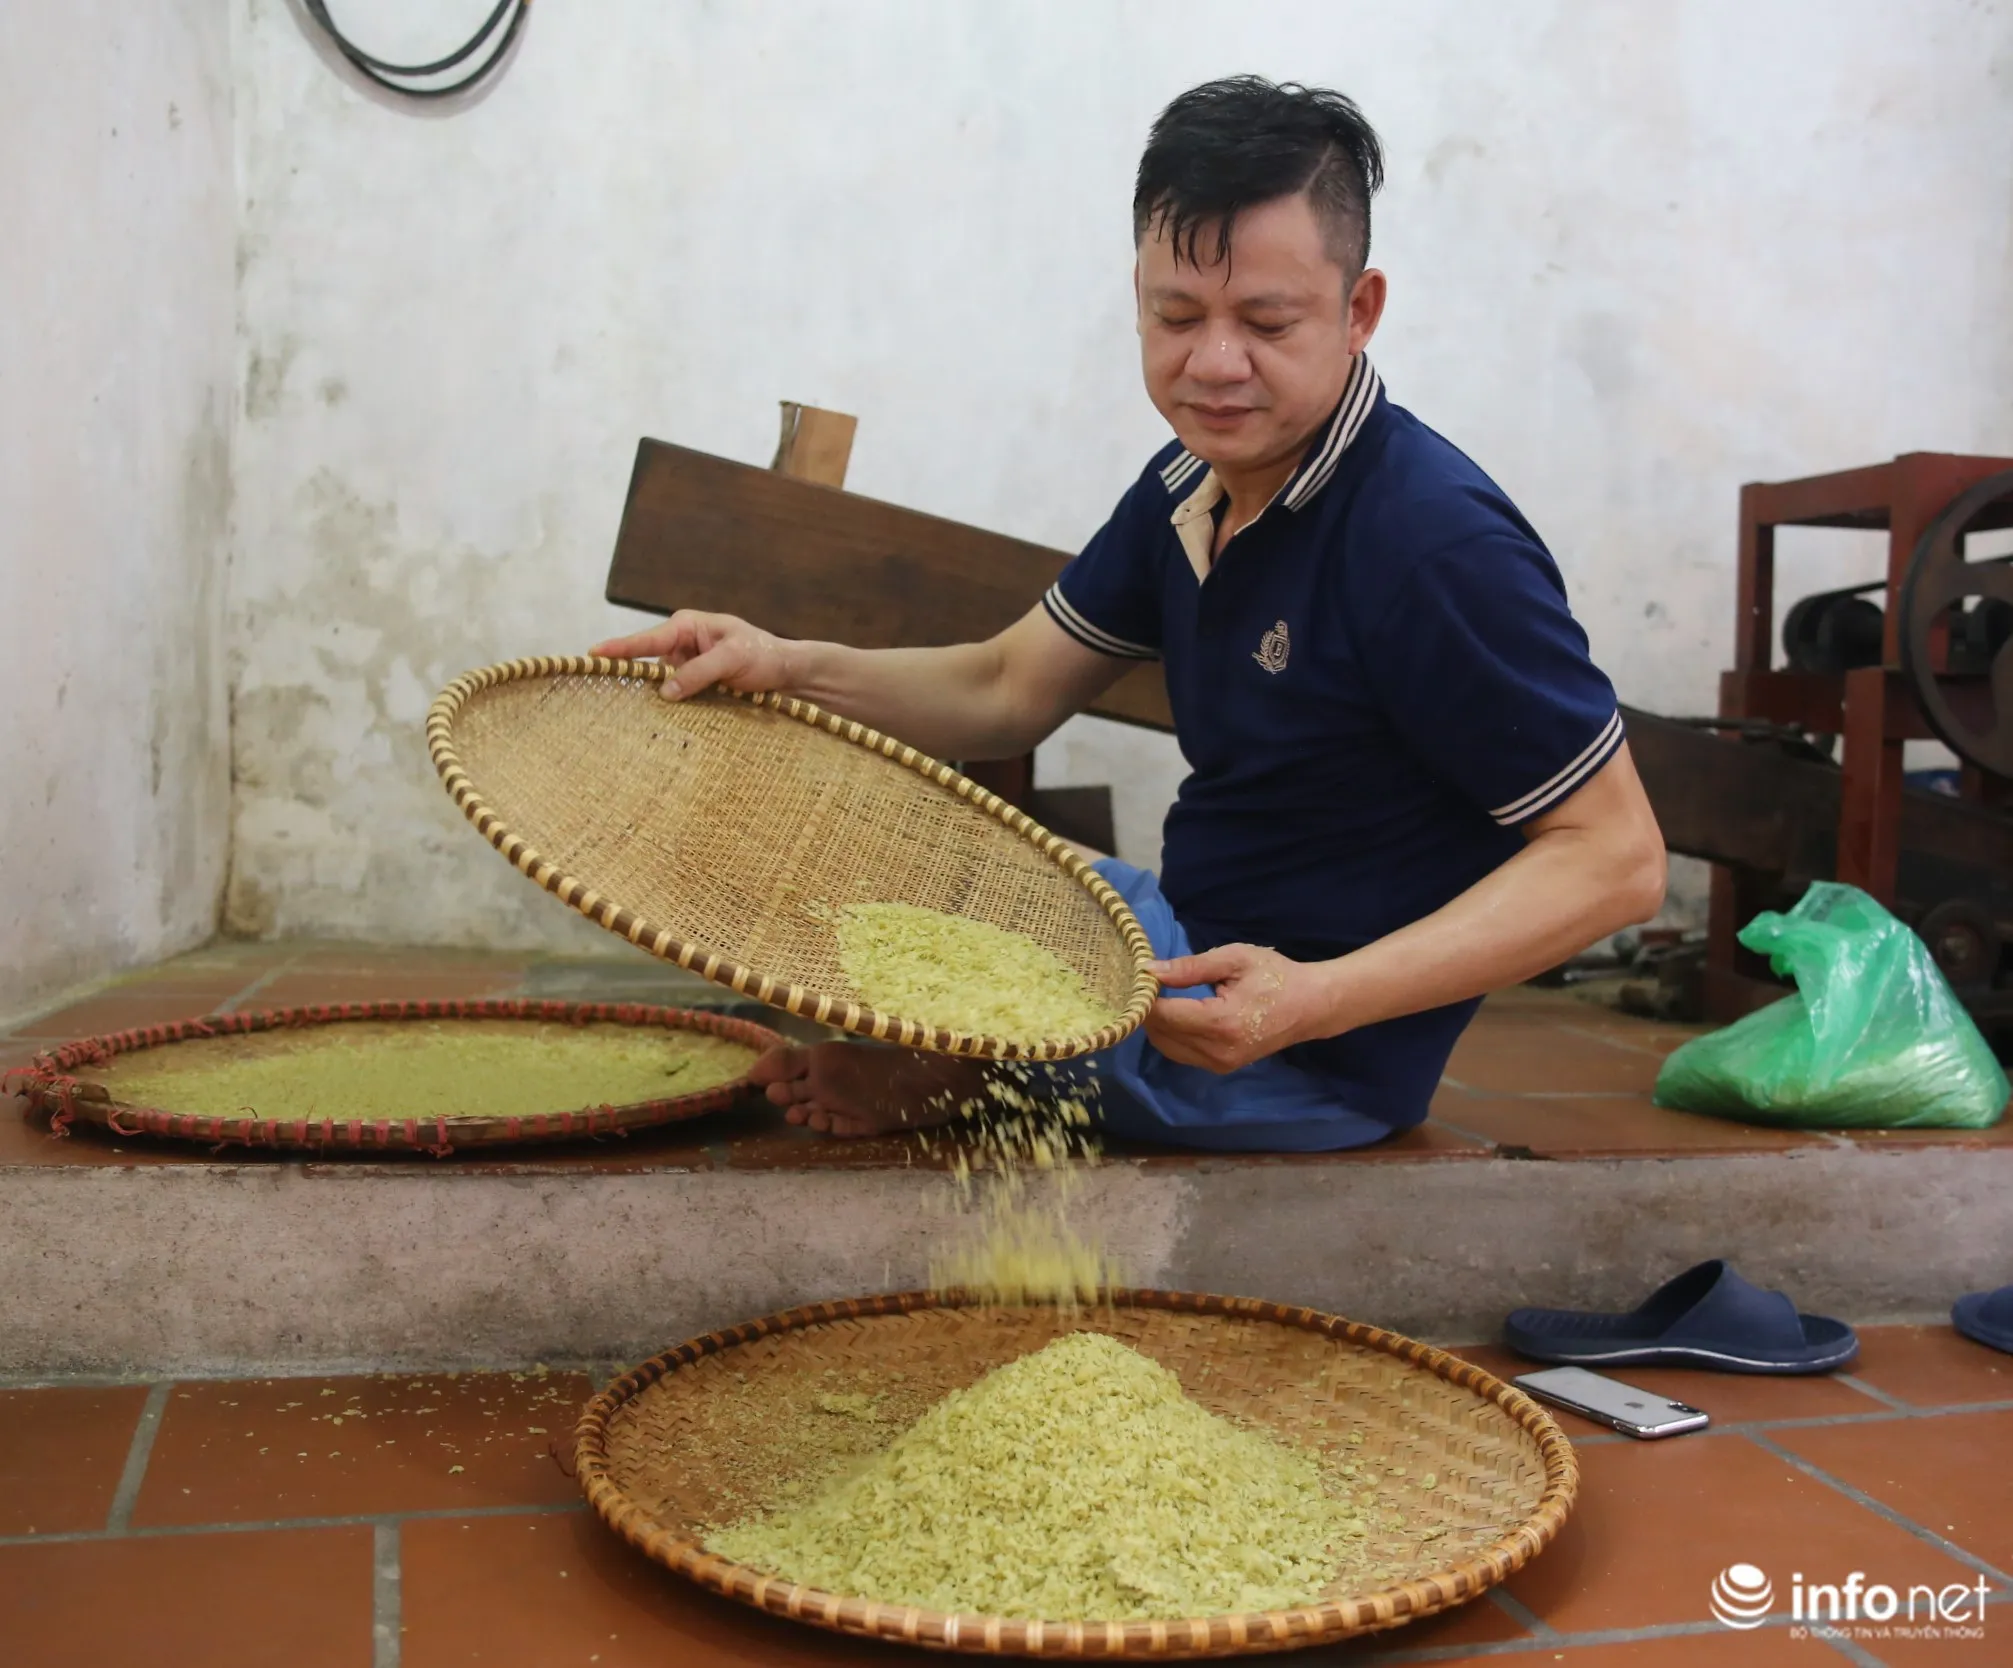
[707,1332,1364,1620]
[94,1020,757,1122]
[835,903,1117,1040]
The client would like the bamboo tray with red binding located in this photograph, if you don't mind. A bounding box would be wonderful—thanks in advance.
[6,1000,781,1155]
[576,1290,1578,1658]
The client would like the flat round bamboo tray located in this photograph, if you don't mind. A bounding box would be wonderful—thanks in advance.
[5,1000,780,1155]
[426,657,1157,1061]
[576,1290,1578,1658]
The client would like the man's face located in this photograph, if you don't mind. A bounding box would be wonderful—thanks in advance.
[1136,191,1383,478]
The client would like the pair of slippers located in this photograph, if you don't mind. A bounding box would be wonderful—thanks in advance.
[1506,1259,2013,1374]
[1952,1286,2013,1355]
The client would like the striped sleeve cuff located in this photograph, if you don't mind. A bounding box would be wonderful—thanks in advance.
[1042,583,1158,660]
[1488,710,1626,826]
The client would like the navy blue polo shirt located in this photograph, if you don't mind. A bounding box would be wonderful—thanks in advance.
[1042,356,1622,1129]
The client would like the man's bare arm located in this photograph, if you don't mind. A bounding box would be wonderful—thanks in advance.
[591,603,1129,761]
[1147,745,1667,1070]
[1313,742,1667,1024]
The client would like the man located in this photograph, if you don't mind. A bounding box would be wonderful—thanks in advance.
[594,77,1666,1150]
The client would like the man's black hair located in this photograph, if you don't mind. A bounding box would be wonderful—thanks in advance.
[1133,76,1385,278]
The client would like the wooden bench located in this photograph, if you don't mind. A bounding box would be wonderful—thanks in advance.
[604,410,2013,1026]
[604,405,1159,851]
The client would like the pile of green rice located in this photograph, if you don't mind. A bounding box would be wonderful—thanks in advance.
[706,1332,1362,1620]
[835,903,1117,1040]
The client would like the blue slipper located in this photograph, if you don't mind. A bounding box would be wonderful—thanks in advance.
[1504,1259,1859,1374]
[1951,1286,2013,1355]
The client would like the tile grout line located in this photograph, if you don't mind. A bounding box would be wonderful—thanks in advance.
[1742,1428,2013,1591]
[0,1360,618,1391]
[0,1371,181,1390]
[1469,1394,2013,1449]
[1561,1397,2013,1446]
[214,948,312,1015]
[0,1498,585,1550]
[103,1382,171,1534]
[1834,1373,1912,1412]
[1366,1611,1814,1663]
[372,1521,401,1668]
[1482,1585,1561,1639]
[1418,1113,1504,1150]
[15,1392,2010,1659]
[1495,1090,1687,1102]
[1552,1019,1688,1062]
[1439,1072,1670,1104]
[44,1375,2006,1437]
[1815,1631,1891,1668]
[1415,1118,1491,1151]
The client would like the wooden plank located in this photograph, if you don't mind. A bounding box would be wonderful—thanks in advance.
[1716,668,1979,744]
[1719,669,1845,734]
[758,411,1118,851]
[961,755,1033,803]
[607,441,2013,910]
[770,403,857,487]
[1629,703,2013,924]
[1837,668,1903,901]
[1733,487,1775,669]
[1742,453,2013,532]
[1626,706,1836,878]
[1084,663,1176,730]
[606,438,1175,730]
[1744,461,1895,530]
[1025,787,1116,857]
[1702,963,1789,1023]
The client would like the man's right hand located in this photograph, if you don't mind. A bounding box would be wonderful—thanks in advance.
[590,610,798,702]
[592,600,1119,761]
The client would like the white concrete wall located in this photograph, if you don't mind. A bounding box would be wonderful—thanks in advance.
[0,4,236,1017]
[225,0,2013,946]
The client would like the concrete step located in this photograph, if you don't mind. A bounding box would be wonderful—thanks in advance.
[7,1132,2009,1377]
[5,943,2008,1376]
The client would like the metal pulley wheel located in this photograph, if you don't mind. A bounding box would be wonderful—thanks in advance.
[1897,469,2013,778]
[1917,897,2002,993]
[1782,583,1885,674]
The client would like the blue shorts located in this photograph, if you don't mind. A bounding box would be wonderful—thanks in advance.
[1077,859,1401,1153]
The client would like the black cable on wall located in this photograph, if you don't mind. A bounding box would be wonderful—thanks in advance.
[304,0,531,100]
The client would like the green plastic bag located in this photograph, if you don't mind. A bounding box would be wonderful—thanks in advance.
[1654,883,2008,1129]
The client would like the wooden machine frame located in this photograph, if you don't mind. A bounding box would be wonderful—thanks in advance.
[1710,452,2013,1018]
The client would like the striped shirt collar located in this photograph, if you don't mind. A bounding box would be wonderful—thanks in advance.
[1163,355,1382,579]
[1159,353,1383,513]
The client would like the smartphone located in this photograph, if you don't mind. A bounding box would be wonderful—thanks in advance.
[1511,1366,1711,1439]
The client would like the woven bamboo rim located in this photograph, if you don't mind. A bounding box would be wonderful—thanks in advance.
[426,657,1158,1061]
[5,1000,780,1155]
[576,1289,1579,1658]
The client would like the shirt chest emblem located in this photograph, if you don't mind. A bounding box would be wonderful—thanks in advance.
[1252,619,1291,674]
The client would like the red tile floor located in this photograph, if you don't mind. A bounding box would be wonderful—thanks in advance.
[4,942,2012,1664]
[7,938,2009,1171]
[1,1330,2007,1666]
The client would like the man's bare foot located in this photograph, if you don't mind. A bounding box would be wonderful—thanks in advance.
[749,1043,990,1138]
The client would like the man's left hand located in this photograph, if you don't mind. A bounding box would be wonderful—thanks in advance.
[1144,943,1338,1073]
